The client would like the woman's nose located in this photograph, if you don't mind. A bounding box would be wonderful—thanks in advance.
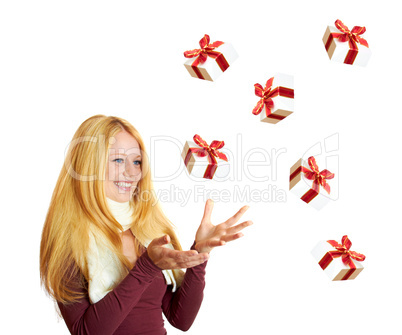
[123,162,139,179]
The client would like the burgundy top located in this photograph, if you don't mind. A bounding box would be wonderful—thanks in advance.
[58,248,207,335]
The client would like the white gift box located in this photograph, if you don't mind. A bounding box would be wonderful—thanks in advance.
[253,73,294,124]
[184,42,238,81]
[323,25,371,66]
[181,140,230,180]
[311,240,364,281]
[289,158,334,210]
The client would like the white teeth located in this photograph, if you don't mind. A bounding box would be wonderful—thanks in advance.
[114,182,132,188]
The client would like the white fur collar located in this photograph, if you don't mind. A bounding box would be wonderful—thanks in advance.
[86,198,177,304]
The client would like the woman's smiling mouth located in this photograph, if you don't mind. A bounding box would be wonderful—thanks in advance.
[114,181,134,192]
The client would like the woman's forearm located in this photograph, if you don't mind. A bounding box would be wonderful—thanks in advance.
[162,244,208,331]
[58,251,160,335]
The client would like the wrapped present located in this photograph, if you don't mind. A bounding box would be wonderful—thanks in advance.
[323,19,371,66]
[289,156,335,210]
[252,73,294,124]
[184,34,238,81]
[182,134,229,179]
[311,235,366,281]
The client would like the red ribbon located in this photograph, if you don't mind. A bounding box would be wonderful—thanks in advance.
[318,235,366,280]
[333,19,369,49]
[325,20,369,65]
[301,156,334,194]
[252,77,294,120]
[184,134,228,179]
[184,35,229,79]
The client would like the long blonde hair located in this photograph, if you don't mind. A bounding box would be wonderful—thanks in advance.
[40,115,182,304]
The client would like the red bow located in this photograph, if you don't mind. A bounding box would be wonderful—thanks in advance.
[252,77,276,116]
[301,157,334,194]
[326,236,366,269]
[184,35,225,67]
[192,134,228,163]
[333,19,369,50]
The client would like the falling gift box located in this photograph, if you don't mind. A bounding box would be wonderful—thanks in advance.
[311,235,366,281]
[183,34,238,81]
[182,134,230,180]
[289,156,335,210]
[252,73,294,124]
[323,19,371,66]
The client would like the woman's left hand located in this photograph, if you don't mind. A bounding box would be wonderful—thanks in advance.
[194,199,253,254]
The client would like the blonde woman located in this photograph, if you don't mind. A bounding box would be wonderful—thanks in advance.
[40,115,252,335]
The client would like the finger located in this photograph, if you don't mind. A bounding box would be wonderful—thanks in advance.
[225,205,249,227]
[227,220,253,235]
[167,250,208,268]
[202,199,214,222]
[164,248,198,261]
[178,253,210,269]
[221,232,245,243]
[182,257,209,268]
[207,239,226,248]
[196,239,225,252]
[150,234,170,247]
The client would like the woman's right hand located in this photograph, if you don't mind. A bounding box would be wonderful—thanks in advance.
[147,235,209,270]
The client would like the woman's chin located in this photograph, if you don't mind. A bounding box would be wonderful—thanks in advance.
[108,192,132,203]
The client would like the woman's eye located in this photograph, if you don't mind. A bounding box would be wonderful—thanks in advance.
[134,160,142,166]
[113,158,124,164]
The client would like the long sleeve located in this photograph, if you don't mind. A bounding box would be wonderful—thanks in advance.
[58,251,161,335]
[162,244,208,331]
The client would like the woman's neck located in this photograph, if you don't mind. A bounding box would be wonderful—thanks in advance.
[106,197,134,231]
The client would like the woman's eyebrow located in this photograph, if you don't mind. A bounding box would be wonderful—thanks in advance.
[109,152,142,158]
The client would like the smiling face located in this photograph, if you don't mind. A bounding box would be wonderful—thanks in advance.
[105,131,142,203]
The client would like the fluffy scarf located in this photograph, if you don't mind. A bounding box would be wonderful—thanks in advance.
[86,198,177,304]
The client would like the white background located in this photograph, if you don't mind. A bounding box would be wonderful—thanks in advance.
[1,0,401,334]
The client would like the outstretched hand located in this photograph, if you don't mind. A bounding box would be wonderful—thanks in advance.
[195,199,253,254]
[147,235,209,270]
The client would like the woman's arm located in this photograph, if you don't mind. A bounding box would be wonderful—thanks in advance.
[162,200,252,331]
[162,244,207,332]
[58,251,161,335]
[58,236,208,335]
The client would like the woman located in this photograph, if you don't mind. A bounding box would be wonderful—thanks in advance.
[40,115,252,335]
